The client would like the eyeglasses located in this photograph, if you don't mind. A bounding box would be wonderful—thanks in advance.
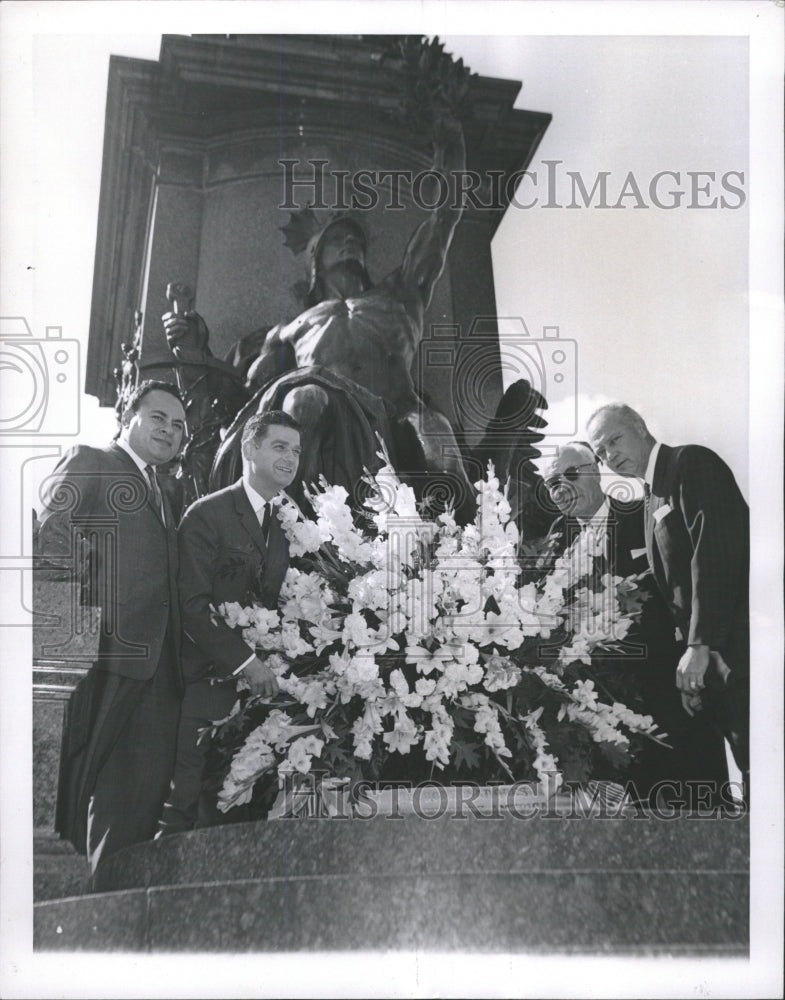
[544,463,596,491]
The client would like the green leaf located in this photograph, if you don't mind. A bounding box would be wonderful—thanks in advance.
[452,740,481,772]
[597,740,633,772]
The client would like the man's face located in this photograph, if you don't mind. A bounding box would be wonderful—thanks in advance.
[588,412,651,477]
[317,222,366,272]
[122,389,185,466]
[544,446,605,518]
[245,425,301,498]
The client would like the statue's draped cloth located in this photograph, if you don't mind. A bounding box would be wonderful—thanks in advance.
[216,365,399,503]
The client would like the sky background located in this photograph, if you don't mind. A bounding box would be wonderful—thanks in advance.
[0,9,771,503]
[1,4,783,998]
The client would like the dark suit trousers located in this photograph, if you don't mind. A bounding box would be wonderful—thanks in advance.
[705,665,750,792]
[56,633,180,866]
[158,677,240,833]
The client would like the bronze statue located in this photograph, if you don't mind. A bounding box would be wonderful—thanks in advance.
[201,112,475,518]
[162,283,248,505]
[112,310,143,423]
[161,39,549,528]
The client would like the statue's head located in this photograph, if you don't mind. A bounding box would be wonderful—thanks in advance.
[281,209,371,306]
[311,217,366,269]
[308,216,370,304]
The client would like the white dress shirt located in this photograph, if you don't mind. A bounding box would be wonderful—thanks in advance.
[576,497,610,556]
[643,441,661,489]
[117,438,165,522]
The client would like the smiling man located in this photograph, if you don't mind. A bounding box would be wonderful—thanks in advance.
[36,380,186,868]
[587,402,749,802]
[157,411,301,834]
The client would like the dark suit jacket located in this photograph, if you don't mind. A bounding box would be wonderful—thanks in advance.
[544,497,681,682]
[546,497,649,579]
[646,444,749,676]
[36,443,181,682]
[178,479,290,685]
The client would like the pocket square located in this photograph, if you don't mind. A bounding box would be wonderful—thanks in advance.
[653,503,672,523]
[630,547,647,560]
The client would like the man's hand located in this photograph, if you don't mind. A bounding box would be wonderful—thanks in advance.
[243,655,279,699]
[676,643,710,702]
[681,690,704,717]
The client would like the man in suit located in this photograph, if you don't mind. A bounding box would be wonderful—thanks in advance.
[587,403,749,800]
[36,381,186,868]
[541,442,729,804]
[157,411,301,833]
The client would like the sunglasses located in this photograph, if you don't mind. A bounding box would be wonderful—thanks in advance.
[544,462,596,491]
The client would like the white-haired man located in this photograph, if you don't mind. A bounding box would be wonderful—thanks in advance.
[542,441,729,803]
[587,403,749,800]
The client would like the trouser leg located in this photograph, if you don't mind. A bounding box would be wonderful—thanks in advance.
[87,653,180,869]
[157,712,209,835]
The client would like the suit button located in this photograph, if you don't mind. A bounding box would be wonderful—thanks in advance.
[162,600,169,607]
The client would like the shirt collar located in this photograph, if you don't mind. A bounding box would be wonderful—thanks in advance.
[242,478,275,514]
[117,437,151,474]
[643,441,661,487]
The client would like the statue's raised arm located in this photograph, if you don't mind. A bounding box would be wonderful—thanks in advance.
[398,113,466,311]
[210,40,478,519]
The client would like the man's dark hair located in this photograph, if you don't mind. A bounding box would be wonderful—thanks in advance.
[121,380,183,425]
[242,410,302,453]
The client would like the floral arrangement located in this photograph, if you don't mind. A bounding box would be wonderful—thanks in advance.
[206,453,666,815]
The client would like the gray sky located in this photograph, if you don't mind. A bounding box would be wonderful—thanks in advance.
[1,12,774,501]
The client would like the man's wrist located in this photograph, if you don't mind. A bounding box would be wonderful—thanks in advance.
[233,649,256,676]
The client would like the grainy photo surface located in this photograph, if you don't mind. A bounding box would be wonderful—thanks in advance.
[1,2,782,998]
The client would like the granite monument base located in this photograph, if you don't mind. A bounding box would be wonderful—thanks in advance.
[34,812,748,953]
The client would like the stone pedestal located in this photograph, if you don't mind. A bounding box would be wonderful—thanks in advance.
[32,581,99,899]
[34,813,748,953]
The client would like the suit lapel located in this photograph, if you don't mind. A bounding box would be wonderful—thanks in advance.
[107,443,167,527]
[230,484,291,609]
[646,444,675,587]
[231,480,268,555]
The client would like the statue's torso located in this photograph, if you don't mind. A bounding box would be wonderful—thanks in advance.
[278,284,423,409]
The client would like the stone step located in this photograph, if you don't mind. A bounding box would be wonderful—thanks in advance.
[34,814,749,953]
[34,828,91,903]
[34,868,749,954]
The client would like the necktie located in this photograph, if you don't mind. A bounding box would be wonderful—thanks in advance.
[145,464,165,522]
[643,482,652,532]
[260,501,272,542]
